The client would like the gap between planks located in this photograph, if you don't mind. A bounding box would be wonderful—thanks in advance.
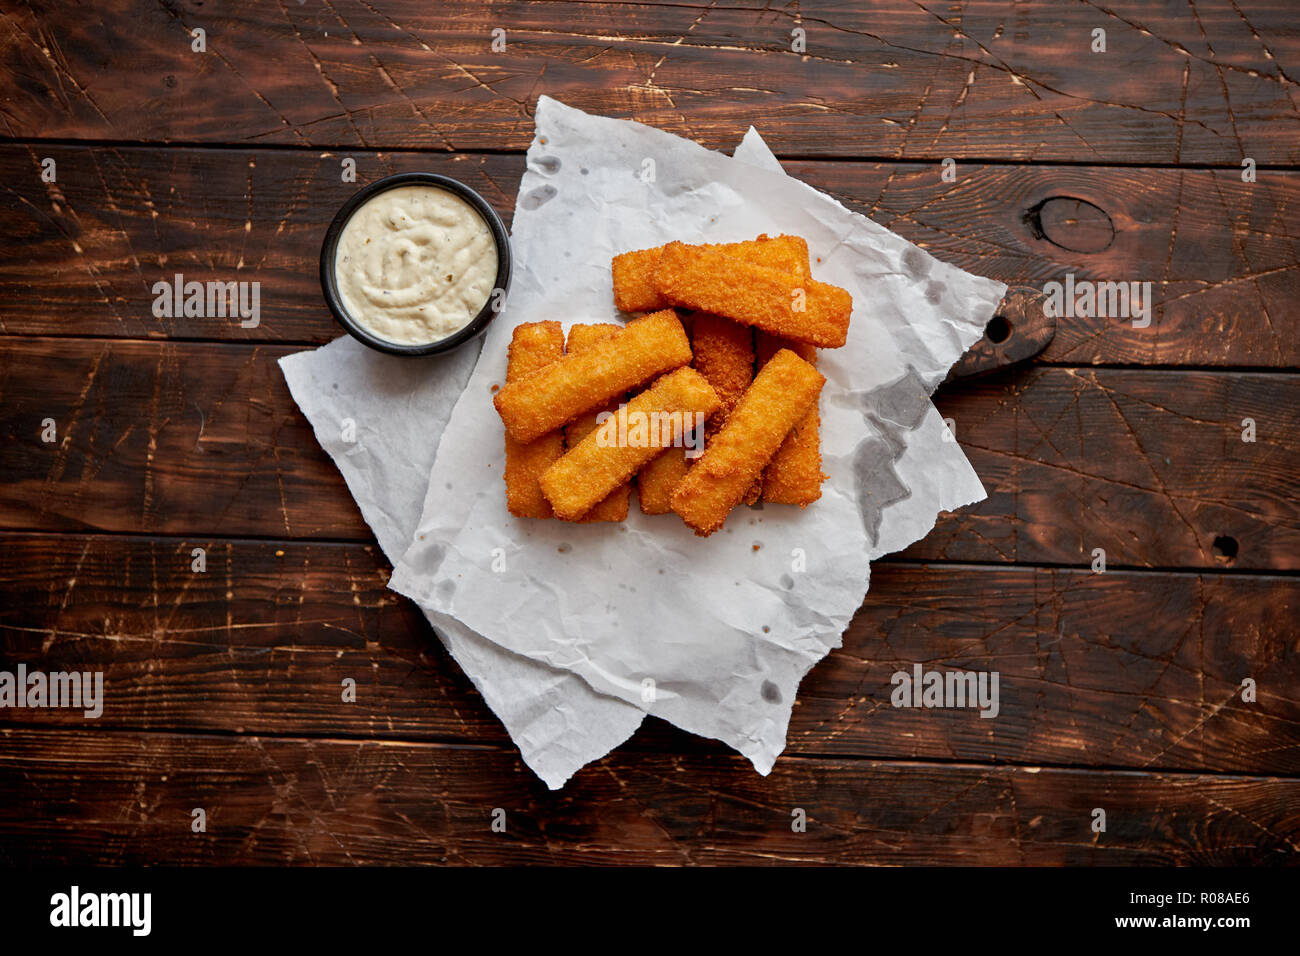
[1,137,1298,173]
[2,334,1300,379]
[3,723,1298,782]
[0,528,1294,578]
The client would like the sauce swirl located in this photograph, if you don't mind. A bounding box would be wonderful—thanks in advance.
[334,185,498,344]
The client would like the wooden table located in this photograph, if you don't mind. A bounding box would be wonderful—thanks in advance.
[1,1,1297,866]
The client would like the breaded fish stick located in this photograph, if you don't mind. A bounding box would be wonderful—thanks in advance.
[670,349,825,536]
[637,310,756,513]
[654,241,852,348]
[637,447,691,514]
[613,235,809,313]
[502,322,565,519]
[690,311,759,503]
[612,247,666,313]
[691,312,754,418]
[756,333,826,506]
[541,368,720,521]
[494,309,691,443]
[636,310,695,514]
[564,324,631,523]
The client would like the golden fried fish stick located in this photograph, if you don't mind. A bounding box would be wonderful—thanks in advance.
[690,311,760,503]
[564,324,631,523]
[748,234,810,278]
[654,241,852,348]
[756,333,826,507]
[632,293,698,514]
[691,312,754,417]
[541,368,720,521]
[670,349,825,536]
[494,309,691,443]
[637,310,755,513]
[502,322,565,519]
[613,235,809,313]
[637,448,691,514]
[612,247,665,313]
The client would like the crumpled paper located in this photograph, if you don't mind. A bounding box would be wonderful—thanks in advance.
[283,96,1005,789]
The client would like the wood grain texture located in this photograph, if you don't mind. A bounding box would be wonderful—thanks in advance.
[789,161,1300,368]
[0,338,368,538]
[1,1,1297,163]
[3,0,1298,870]
[1,727,1296,865]
[2,146,1296,366]
[2,534,1295,774]
[2,337,1295,569]
[0,146,516,341]
[920,366,1300,569]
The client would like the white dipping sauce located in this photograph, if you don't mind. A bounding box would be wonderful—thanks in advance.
[334,185,498,345]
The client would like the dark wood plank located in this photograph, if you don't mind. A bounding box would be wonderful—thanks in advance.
[1,1,1296,163]
[921,365,1300,569]
[1,727,1295,865]
[3,534,1296,774]
[789,161,1300,368]
[2,146,1297,365]
[0,338,368,539]
[0,534,496,742]
[1,337,1295,568]
[0,146,519,341]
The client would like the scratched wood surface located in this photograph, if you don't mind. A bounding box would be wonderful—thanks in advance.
[4,728,1298,865]
[3,340,1295,568]
[2,146,1296,364]
[2,1,1298,163]
[2,534,1297,774]
[0,0,1297,866]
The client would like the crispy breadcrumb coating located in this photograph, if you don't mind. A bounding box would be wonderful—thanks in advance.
[611,247,666,313]
[564,324,631,522]
[494,309,691,443]
[637,449,690,514]
[541,368,720,521]
[503,322,565,519]
[653,241,851,348]
[612,234,810,313]
[691,312,754,419]
[756,333,826,507]
[690,311,760,503]
[670,349,825,536]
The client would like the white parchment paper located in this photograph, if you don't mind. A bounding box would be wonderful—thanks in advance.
[351,97,1006,783]
[280,337,645,788]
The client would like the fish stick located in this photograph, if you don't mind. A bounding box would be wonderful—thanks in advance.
[611,247,666,313]
[502,322,565,519]
[564,324,631,522]
[541,368,720,521]
[635,311,696,514]
[654,241,852,348]
[494,309,691,443]
[637,447,691,514]
[613,235,809,313]
[690,311,760,503]
[634,312,698,514]
[756,333,826,506]
[691,312,754,417]
[637,310,755,513]
[670,349,825,536]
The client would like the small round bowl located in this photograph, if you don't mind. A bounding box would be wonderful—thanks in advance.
[319,171,512,356]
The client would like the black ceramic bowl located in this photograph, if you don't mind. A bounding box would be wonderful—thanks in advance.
[319,172,512,356]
